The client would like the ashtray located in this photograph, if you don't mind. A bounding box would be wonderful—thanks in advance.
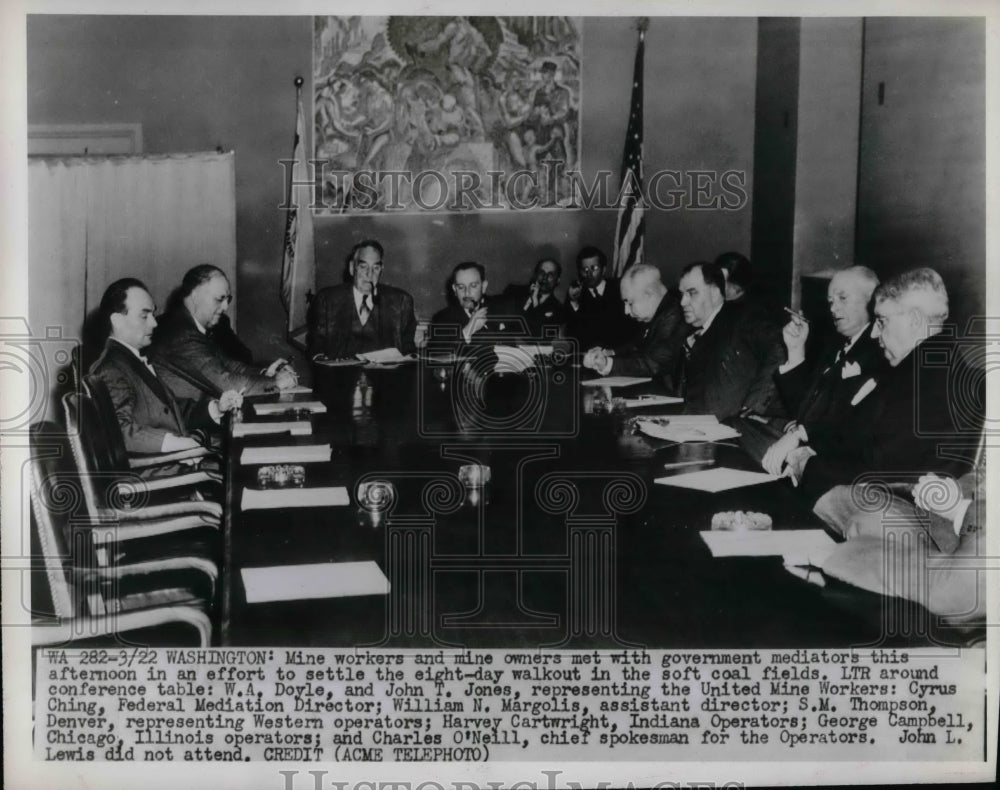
[711,511,772,531]
[257,464,306,488]
[356,480,396,512]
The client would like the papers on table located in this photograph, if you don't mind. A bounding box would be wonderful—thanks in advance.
[493,345,536,373]
[655,466,779,492]
[241,486,349,510]
[581,376,651,387]
[624,394,684,408]
[278,385,313,397]
[233,421,312,437]
[700,529,838,567]
[518,344,554,357]
[242,561,390,603]
[254,400,327,415]
[357,347,414,364]
[638,417,741,443]
[313,356,363,367]
[240,444,331,465]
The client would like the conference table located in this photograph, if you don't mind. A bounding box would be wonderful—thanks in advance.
[219,347,945,649]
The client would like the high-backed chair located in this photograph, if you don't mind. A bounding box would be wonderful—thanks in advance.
[29,424,215,646]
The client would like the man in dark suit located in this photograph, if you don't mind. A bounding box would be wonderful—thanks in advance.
[566,246,638,350]
[581,264,686,391]
[502,258,567,338]
[786,268,982,505]
[429,262,527,346]
[309,239,417,359]
[151,264,297,400]
[747,266,883,471]
[89,279,241,454]
[677,261,784,419]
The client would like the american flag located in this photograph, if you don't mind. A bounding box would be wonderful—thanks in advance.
[612,22,647,277]
[279,87,315,349]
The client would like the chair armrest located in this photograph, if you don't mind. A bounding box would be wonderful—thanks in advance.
[128,446,211,469]
[100,500,222,522]
[99,555,218,599]
[32,606,213,646]
[90,513,220,546]
[115,471,223,495]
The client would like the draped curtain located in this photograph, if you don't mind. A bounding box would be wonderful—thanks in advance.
[28,151,237,349]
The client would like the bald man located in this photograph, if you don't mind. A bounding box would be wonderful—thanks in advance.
[755,266,884,473]
[582,264,686,391]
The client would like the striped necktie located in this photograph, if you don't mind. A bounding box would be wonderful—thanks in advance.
[359,295,373,325]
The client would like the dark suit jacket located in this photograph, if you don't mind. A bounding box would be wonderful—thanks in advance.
[607,293,687,391]
[680,301,784,420]
[799,335,983,504]
[775,324,883,454]
[309,283,416,358]
[428,296,530,348]
[502,285,567,339]
[150,306,275,399]
[89,339,209,454]
[566,278,639,350]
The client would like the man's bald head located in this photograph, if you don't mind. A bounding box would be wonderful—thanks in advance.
[620,264,666,322]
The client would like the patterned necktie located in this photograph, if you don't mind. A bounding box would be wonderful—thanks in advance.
[359,295,373,325]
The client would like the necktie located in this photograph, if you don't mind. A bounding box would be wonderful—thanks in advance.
[359,295,373,325]
[685,329,703,355]
[590,288,598,299]
[138,352,156,376]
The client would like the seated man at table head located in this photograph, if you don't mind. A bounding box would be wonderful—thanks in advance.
[502,258,567,338]
[309,239,417,359]
[784,267,982,504]
[756,266,882,474]
[150,264,297,401]
[430,262,525,344]
[90,278,242,454]
[677,261,783,419]
[566,245,638,349]
[582,263,686,391]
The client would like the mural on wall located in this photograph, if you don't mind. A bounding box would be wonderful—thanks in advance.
[313,16,582,213]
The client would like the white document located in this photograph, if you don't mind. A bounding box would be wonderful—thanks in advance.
[700,529,838,566]
[623,394,684,408]
[240,444,331,465]
[581,376,652,387]
[313,356,363,367]
[241,486,350,510]
[655,466,778,492]
[639,419,740,443]
[278,385,313,396]
[242,561,390,603]
[518,344,554,356]
[356,347,413,363]
[232,421,312,437]
[253,400,327,415]
[493,345,536,373]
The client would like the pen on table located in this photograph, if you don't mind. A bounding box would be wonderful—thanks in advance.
[783,306,809,323]
[663,459,714,470]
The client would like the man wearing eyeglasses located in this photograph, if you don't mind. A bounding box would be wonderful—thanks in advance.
[309,239,417,359]
[784,268,982,506]
[565,246,638,350]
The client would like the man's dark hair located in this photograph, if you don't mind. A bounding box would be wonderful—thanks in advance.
[576,246,607,270]
[352,239,384,262]
[99,277,149,335]
[451,261,486,282]
[714,251,753,293]
[179,264,226,299]
[534,258,561,279]
[681,261,726,295]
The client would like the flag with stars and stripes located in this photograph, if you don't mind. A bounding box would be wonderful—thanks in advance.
[279,90,315,350]
[612,24,646,277]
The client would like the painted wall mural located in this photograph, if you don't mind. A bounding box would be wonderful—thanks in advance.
[313,16,582,213]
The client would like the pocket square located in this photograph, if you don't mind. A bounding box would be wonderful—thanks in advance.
[850,377,877,406]
[841,361,862,379]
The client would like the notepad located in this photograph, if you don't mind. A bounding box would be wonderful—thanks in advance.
[240,444,331,465]
[254,400,327,415]
[581,376,652,387]
[233,421,312,437]
[241,561,390,603]
[639,419,740,443]
[700,529,837,566]
[624,394,684,408]
[241,486,349,510]
[655,467,778,492]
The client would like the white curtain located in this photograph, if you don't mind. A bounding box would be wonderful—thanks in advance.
[28,151,237,344]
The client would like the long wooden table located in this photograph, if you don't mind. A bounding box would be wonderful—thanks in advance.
[219,352,948,648]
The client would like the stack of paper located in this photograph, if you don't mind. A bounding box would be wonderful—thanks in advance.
[581,376,652,387]
[313,356,363,367]
[700,529,837,566]
[241,486,349,511]
[357,347,414,364]
[278,384,313,395]
[518,344,554,357]
[638,417,740,443]
[655,466,778,492]
[623,394,684,408]
[254,400,327,415]
[233,421,312,437]
[240,444,331,465]
[493,345,536,373]
[242,561,390,603]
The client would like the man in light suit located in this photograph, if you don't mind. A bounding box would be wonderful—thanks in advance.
[151,264,297,400]
[309,239,417,359]
[582,264,687,391]
[677,261,784,419]
[566,246,638,350]
[89,278,241,454]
